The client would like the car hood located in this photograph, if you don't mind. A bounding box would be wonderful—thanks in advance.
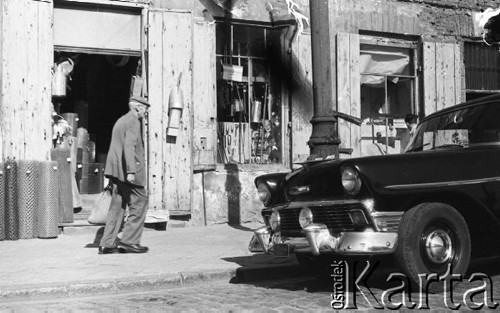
[283,147,500,202]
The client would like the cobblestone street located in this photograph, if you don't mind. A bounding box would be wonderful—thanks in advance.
[2,256,500,312]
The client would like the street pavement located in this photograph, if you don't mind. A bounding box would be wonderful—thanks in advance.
[3,221,500,311]
[0,222,300,301]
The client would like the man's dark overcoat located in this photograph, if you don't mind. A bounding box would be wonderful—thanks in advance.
[104,110,146,186]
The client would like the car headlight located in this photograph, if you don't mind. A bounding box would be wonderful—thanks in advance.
[257,182,272,206]
[299,207,313,229]
[269,210,281,231]
[341,166,362,195]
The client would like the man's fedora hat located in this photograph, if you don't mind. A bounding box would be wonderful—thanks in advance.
[129,96,150,107]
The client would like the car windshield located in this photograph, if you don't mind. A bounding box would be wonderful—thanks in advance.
[405,101,500,152]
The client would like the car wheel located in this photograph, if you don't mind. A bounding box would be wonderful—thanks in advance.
[395,203,471,292]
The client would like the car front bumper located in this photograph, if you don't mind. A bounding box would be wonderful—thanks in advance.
[248,224,398,256]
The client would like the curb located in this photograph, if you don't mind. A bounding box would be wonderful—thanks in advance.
[0,265,303,302]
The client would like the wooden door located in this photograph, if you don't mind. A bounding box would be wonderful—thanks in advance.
[147,10,193,219]
[193,20,217,171]
[337,32,361,158]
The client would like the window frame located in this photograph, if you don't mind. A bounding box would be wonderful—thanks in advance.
[359,35,419,119]
[214,22,285,165]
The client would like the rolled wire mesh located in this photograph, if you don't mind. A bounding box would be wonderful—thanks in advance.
[0,162,5,241]
[36,161,59,239]
[17,160,38,239]
[5,159,19,240]
[51,148,73,223]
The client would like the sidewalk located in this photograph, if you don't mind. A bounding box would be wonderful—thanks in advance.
[0,223,299,301]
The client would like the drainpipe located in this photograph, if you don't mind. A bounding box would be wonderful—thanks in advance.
[307,0,340,159]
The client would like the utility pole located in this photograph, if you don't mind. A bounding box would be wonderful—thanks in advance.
[307,0,340,159]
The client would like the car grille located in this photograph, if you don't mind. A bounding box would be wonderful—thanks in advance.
[277,204,364,237]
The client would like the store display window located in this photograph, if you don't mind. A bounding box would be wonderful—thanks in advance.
[216,24,283,164]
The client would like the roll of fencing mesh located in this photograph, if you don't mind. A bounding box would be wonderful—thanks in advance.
[0,162,5,241]
[50,148,74,223]
[36,161,59,239]
[17,160,38,239]
[5,159,19,240]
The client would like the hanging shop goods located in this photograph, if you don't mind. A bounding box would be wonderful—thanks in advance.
[130,75,145,98]
[167,73,185,137]
[252,100,262,124]
[51,57,74,97]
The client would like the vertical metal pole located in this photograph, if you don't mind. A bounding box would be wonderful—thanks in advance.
[308,0,340,159]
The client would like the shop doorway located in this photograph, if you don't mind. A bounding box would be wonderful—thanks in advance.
[53,51,141,217]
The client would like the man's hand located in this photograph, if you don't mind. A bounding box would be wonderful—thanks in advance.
[126,173,135,184]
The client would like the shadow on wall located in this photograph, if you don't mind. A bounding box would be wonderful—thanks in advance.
[225,163,241,225]
[267,28,314,119]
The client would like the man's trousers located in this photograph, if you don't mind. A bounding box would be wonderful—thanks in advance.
[100,178,148,248]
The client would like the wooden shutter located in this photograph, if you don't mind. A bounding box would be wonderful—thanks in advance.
[336,33,361,158]
[148,10,193,218]
[192,20,217,171]
[423,42,464,115]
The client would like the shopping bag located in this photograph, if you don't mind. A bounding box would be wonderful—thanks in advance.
[88,185,112,225]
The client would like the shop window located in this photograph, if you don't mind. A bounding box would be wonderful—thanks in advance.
[464,42,500,101]
[216,24,283,164]
[359,39,418,154]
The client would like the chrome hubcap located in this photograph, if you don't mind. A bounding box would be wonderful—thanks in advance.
[425,230,453,264]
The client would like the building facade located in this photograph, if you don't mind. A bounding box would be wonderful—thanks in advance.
[0,0,498,227]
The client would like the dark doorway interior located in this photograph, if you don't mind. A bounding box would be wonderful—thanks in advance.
[53,52,140,195]
[55,52,140,158]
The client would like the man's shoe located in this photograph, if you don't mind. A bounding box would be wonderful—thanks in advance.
[117,243,149,253]
[98,246,119,254]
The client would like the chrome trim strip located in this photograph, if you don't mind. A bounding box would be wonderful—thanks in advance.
[385,176,500,190]
[249,227,397,256]
[268,199,363,210]
[369,211,403,232]
[370,211,404,218]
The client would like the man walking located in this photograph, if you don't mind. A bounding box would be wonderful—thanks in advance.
[99,96,150,254]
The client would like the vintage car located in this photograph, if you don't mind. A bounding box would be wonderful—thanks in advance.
[249,94,500,286]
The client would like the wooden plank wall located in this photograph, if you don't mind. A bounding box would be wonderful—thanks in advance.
[192,19,217,171]
[336,33,361,158]
[0,0,52,161]
[424,42,463,116]
[148,10,193,217]
[280,30,291,167]
[290,33,313,164]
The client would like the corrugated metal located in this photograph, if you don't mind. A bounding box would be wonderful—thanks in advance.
[465,43,500,91]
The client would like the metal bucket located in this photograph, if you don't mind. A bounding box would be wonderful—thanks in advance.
[252,100,262,123]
